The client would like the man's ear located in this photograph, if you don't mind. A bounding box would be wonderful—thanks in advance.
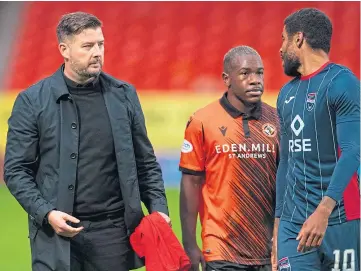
[294,32,304,49]
[222,72,230,87]
[59,42,70,59]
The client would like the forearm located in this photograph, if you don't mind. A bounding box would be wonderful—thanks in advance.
[137,157,169,215]
[180,207,198,247]
[272,217,280,253]
[4,167,55,226]
[132,119,168,214]
[130,90,169,214]
[180,179,201,247]
[275,161,287,217]
[273,217,280,239]
[316,196,336,217]
[4,93,55,226]
[275,138,288,218]
[325,121,360,202]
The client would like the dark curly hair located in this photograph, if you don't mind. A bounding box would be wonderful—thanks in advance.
[284,8,332,53]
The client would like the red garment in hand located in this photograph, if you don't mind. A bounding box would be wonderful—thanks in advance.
[130,212,191,271]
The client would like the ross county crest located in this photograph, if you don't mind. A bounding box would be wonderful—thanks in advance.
[306,92,317,111]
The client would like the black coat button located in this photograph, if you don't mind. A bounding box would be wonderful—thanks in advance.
[71,123,77,129]
[68,185,74,190]
[70,153,77,159]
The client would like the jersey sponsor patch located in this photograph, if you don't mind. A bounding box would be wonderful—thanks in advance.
[181,139,193,153]
[279,257,291,271]
[289,115,312,152]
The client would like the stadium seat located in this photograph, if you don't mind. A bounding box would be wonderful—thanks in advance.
[5,2,360,93]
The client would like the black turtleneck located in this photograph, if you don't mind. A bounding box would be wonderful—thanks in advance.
[63,73,123,219]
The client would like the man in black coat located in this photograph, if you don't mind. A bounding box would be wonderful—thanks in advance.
[4,11,169,271]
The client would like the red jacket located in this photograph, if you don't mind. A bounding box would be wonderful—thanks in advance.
[130,212,191,271]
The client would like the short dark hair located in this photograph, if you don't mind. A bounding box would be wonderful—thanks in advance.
[284,8,332,53]
[56,12,102,43]
[223,46,261,73]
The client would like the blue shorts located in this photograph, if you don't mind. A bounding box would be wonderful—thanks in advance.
[277,219,360,271]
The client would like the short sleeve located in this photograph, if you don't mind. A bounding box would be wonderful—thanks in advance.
[328,71,360,124]
[179,115,205,175]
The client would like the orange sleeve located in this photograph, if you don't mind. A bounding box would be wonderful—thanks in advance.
[179,115,205,175]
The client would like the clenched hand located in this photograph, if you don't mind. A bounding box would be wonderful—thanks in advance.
[47,210,84,238]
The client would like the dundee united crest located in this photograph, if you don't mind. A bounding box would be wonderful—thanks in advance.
[262,123,277,137]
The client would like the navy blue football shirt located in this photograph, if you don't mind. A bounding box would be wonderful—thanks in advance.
[276,62,360,225]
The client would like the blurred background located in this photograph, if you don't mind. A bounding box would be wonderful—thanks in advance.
[0,1,359,270]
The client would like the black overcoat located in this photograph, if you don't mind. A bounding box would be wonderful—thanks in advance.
[4,66,169,270]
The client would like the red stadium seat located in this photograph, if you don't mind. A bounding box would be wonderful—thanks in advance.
[5,2,360,93]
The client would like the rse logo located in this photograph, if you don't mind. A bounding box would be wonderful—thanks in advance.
[289,115,312,153]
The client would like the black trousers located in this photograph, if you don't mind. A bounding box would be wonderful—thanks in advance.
[70,214,131,271]
[206,261,272,271]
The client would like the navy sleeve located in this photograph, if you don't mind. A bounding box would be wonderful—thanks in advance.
[4,92,55,226]
[128,85,169,215]
[325,71,360,201]
[275,93,289,218]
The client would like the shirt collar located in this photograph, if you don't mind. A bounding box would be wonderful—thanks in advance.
[219,92,262,119]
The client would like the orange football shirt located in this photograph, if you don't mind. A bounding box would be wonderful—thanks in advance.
[179,93,280,265]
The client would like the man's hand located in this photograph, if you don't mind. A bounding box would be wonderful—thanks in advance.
[47,210,84,238]
[158,211,171,227]
[297,197,335,252]
[184,245,206,271]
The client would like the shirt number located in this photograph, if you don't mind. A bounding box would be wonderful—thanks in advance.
[332,249,355,271]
